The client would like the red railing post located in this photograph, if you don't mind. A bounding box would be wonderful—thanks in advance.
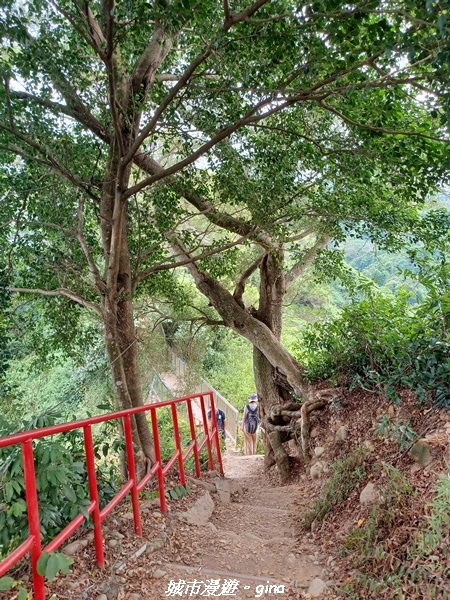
[21,439,46,600]
[123,415,142,536]
[199,395,214,471]
[171,403,186,486]
[208,393,224,476]
[0,392,229,589]
[83,425,105,568]
[186,398,201,477]
[150,407,166,513]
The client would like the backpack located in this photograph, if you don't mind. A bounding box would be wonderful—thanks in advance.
[216,410,225,431]
[244,404,259,434]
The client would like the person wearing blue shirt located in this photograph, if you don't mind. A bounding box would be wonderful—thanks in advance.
[207,407,227,440]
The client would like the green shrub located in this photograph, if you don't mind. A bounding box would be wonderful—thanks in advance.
[295,278,450,408]
[410,475,450,561]
[343,468,450,599]
[0,410,119,559]
[374,415,417,450]
[345,465,413,557]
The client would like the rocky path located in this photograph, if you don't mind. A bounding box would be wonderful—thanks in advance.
[43,447,330,600]
[146,449,328,600]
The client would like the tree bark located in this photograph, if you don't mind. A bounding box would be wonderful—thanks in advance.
[99,137,155,466]
[253,251,298,480]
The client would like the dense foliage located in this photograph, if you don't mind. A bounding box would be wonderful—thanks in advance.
[0,411,120,559]
[296,251,450,408]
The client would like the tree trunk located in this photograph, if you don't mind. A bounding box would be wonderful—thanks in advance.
[103,293,155,466]
[100,144,155,467]
[253,252,298,481]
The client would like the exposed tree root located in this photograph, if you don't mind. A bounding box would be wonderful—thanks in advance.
[264,388,342,467]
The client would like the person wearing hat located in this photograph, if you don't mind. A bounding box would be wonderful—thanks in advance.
[241,393,259,455]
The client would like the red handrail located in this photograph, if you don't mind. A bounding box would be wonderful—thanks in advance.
[0,392,223,600]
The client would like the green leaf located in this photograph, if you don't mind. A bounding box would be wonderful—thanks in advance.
[62,485,77,502]
[18,587,28,600]
[0,577,16,591]
[45,553,60,582]
[56,552,73,574]
[175,485,186,497]
[5,481,14,502]
[37,552,50,577]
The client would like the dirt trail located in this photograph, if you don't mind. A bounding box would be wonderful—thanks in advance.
[42,447,328,600]
[148,449,326,600]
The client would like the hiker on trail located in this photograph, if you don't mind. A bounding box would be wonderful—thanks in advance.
[242,393,259,455]
[207,407,227,440]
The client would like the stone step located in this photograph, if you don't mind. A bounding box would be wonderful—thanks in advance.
[164,562,288,584]
[224,502,290,514]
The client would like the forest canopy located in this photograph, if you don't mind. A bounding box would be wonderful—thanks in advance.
[0,0,449,476]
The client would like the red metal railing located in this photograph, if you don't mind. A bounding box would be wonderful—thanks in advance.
[0,392,223,600]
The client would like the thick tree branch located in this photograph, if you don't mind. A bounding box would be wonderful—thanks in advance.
[8,287,102,316]
[131,25,172,94]
[50,0,105,58]
[286,228,315,243]
[225,0,270,28]
[76,197,106,292]
[0,135,99,202]
[8,90,103,130]
[124,94,296,198]
[223,0,232,23]
[135,229,257,288]
[319,100,449,142]
[123,44,213,167]
[233,252,266,308]
[133,153,258,237]
[123,0,273,167]
[171,238,309,396]
[4,26,109,142]
[285,237,330,288]
[85,1,107,52]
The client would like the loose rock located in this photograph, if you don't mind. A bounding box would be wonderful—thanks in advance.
[310,462,324,479]
[335,425,348,441]
[152,569,167,579]
[360,482,378,505]
[176,491,214,526]
[410,440,433,467]
[63,539,88,556]
[307,577,328,597]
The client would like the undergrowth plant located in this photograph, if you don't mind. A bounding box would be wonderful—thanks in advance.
[304,447,368,530]
[409,474,450,564]
[374,415,417,450]
[0,551,72,599]
[345,465,413,557]
[343,468,450,599]
[0,410,120,559]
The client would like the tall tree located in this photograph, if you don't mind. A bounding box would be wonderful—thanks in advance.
[0,0,448,473]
